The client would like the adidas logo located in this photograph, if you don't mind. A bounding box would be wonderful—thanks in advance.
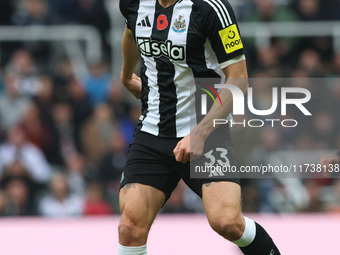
[137,16,151,27]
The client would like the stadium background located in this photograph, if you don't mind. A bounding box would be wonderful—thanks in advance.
[0,0,340,254]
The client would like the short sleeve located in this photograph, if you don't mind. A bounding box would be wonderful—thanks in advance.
[201,0,245,64]
[119,0,132,29]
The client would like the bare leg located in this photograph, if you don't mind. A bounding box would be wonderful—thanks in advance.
[202,181,280,254]
[119,183,165,246]
[202,181,245,241]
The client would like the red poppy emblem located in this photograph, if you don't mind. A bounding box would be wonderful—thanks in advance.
[157,14,168,30]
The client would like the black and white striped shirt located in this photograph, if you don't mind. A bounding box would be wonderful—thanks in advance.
[120,0,245,138]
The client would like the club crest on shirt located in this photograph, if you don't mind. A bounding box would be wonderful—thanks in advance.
[172,15,186,33]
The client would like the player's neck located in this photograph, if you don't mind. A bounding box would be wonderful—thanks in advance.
[158,0,178,8]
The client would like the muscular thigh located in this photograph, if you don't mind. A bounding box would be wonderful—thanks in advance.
[119,183,166,230]
[202,181,242,222]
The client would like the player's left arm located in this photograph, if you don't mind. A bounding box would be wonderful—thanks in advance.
[173,61,248,163]
[193,60,248,138]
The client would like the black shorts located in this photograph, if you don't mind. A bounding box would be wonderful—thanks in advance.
[120,129,240,202]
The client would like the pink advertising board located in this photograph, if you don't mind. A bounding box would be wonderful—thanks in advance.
[0,214,338,254]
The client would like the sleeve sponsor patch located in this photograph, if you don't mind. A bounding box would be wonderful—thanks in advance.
[218,24,243,54]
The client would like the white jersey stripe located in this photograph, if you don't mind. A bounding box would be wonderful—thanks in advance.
[168,0,195,137]
[203,0,227,28]
[207,0,230,27]
[204,39,224,79]
[214,0,232,25]
[135,1,160,136]
[140,81,160,136]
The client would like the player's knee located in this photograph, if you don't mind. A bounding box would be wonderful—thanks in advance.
[209,214,244,241]
[118,220,148,245]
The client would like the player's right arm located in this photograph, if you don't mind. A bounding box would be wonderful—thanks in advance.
[120,26,142,99]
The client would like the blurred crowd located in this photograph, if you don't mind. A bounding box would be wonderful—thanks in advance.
[0,0,340,217]
[0,47,140,217]
[0,0,110,30]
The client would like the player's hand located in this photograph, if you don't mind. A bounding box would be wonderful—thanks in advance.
[320,154,340,167]
[173,134,190,163]
[173,132,205,163]
[121,73,142,99]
